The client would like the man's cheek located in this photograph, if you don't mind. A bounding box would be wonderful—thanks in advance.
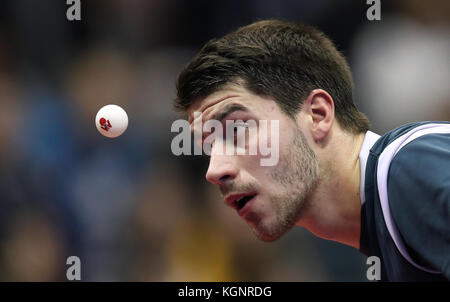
[257,120,280,167]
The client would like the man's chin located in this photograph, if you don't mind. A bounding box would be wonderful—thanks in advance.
[250,224,289,242]
[243,209,297,242]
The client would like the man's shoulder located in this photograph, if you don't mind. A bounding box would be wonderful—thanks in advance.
[377,121,450,208]
[363,122,450,279]
[387,131,450,205]
[390,131,450,171]
[383,121,450,182]
[385,125,450,277]
[369,121,450,156]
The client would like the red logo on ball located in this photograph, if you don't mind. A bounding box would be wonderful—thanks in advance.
[100,118,112,131]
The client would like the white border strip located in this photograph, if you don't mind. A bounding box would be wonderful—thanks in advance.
[359,131,381,205]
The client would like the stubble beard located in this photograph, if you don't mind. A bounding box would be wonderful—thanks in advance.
[253,128,320,242]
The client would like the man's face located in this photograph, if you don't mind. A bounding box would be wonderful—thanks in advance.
[188,85,319,241]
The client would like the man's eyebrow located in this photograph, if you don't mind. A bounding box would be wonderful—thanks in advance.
[210,103,248,123]
[189,103,248,137]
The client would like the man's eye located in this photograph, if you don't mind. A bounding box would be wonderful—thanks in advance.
[234,121,248,130]
[227,122,245,137]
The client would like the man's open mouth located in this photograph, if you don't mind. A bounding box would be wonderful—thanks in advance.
[236,194,255,210]
[226,193,257,211]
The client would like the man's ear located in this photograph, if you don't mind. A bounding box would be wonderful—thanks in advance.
[302,89,335,142]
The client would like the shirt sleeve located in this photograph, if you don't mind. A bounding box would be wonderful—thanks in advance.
[387,133,450,279]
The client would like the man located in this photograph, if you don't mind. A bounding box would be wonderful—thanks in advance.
[174,20,450,281]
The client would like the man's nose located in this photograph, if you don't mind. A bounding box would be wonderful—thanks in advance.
[205,154,238,186]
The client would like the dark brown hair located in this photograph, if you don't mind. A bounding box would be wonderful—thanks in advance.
[175,19,369,133]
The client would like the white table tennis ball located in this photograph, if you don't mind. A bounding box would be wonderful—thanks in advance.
[95,104,128,138]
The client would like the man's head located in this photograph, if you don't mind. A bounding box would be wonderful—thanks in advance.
[175,20,369,241]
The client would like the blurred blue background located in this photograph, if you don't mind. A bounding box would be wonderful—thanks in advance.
[0,0,448,281]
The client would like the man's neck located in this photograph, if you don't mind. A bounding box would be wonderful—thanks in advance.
[296,130,366,249]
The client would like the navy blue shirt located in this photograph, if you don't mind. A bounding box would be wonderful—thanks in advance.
[359,122,450,281]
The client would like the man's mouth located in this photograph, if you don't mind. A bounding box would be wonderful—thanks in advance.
[225,193,257,212]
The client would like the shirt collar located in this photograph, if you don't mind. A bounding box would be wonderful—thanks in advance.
[359,131,381,205]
